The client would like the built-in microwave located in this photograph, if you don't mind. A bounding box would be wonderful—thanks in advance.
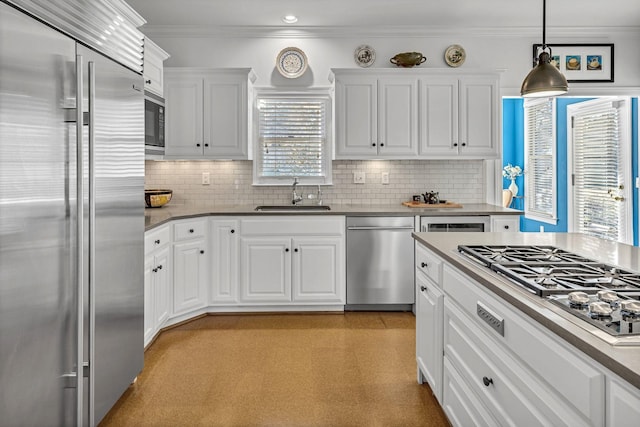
[144,91,165,155]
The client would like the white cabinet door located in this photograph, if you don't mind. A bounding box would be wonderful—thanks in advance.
[292,237,345,303]
[203,75,248,159]
[378,77,418,157]
[143,38,169,97]
[335,76,378,158]
[164,75,204,157]
[458,76,499,157]
[210,219,239,304]
[607,377,640,427]
[419,77,459,156]
[143,255,155,346]
[153,245,172,329]
[416,271,444,402]
[240,237,292,303]
[173,239,208,314]
[164,69,252,160]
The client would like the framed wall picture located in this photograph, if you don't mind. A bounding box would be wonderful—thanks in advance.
[532,43,614,83]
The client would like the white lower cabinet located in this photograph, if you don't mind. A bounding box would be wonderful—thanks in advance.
[239,216,346,306]
[416,270,444,402]
[172,219,209,315]
[209,218,240,304]
[144,237,172,347]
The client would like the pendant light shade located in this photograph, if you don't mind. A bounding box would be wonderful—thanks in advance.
[521,51,568,97]
[520,0,568,97]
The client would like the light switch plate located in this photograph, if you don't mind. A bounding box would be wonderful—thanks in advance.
[202,172,210,185]
[353,171,366,184]
[381,172,389,185]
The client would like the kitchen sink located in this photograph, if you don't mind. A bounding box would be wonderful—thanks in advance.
[254,205,331,212]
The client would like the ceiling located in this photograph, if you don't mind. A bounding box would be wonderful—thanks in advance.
[126,0,640,30]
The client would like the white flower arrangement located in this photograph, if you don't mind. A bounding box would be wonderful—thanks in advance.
[502,164,523,180]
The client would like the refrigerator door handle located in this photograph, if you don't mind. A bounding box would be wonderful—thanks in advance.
[75,53,85,427]
[88,59,96,427]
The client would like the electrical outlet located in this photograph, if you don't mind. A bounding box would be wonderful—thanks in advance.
[202,172,210,185]
[381,172,390,185]
[353,171,366,184]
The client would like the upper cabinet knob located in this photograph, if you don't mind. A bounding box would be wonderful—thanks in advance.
[230,229,235,234]
[189,229,194,233]
[145,79,151,84]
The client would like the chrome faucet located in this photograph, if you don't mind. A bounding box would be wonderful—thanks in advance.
[291,177,303,205]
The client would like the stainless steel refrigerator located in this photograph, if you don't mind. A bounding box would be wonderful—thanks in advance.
[0,2,145,425]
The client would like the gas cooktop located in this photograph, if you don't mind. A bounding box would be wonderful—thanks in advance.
[458,244,640,343]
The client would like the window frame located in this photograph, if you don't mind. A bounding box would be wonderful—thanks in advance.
[524,97,558,225]
[252,88,333,186]
[567,97,633,244]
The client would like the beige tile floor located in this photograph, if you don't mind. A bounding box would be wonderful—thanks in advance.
[100,312,450,427]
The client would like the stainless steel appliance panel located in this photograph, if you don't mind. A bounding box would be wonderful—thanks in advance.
[0,3,78,425]
[144,91,165,155]
[77,44,145,424]
[420,216,490,232]
[346,217,415,306]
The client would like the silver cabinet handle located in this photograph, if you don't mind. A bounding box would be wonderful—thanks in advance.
[347,226,415,231]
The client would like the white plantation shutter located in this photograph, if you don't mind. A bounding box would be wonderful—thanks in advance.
[254,94,332,185]
[524,98,557,224]
[568,98,632,244]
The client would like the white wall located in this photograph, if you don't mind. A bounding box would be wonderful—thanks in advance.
[146,27,640,94]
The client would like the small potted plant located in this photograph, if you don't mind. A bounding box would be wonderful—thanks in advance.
[502,164,523,196]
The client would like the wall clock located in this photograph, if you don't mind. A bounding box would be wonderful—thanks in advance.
[276,47,308,78]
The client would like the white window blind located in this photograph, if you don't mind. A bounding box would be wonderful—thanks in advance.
[254,94,332,185]
[524,98,557,224]
[569,99,631,243]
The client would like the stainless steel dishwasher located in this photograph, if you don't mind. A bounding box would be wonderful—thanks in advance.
[346,216,415,310]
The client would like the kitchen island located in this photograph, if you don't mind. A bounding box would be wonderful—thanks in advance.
[413,231,640,427]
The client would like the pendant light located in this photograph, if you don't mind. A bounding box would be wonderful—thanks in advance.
[520,0,568,97]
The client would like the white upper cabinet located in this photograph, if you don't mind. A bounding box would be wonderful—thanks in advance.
[333,69,500,160]
[419,74,500,158]
[143,38,170,97]
[164,68,255,159]
[334,72,418,159]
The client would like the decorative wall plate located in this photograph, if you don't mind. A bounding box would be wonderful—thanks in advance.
[444,44,466,67]
[276,47,308,78]
[354,45,375,67]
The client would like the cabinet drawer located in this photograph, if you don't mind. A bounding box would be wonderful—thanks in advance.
[445,300,585,426]
[443,357,497,427]
[174,219,207,241]
[443,265,604,424]
[490,216,520,232]
[416,244,442,285]
[145,225,171,254]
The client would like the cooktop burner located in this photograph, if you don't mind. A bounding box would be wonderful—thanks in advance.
[549,291,640,338]
[457,244,640,341]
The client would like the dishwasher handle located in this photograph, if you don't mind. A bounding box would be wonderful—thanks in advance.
[347,226,415,231]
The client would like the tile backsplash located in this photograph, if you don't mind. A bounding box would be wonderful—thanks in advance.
[145,160,485,207]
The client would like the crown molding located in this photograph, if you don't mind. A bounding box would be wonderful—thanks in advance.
[141,24,640,39]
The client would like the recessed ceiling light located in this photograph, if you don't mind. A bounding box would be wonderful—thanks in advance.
[282,15,298,24]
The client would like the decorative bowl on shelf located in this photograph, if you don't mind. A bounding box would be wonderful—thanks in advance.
[145,189,173,208]
[390,52,426,67]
